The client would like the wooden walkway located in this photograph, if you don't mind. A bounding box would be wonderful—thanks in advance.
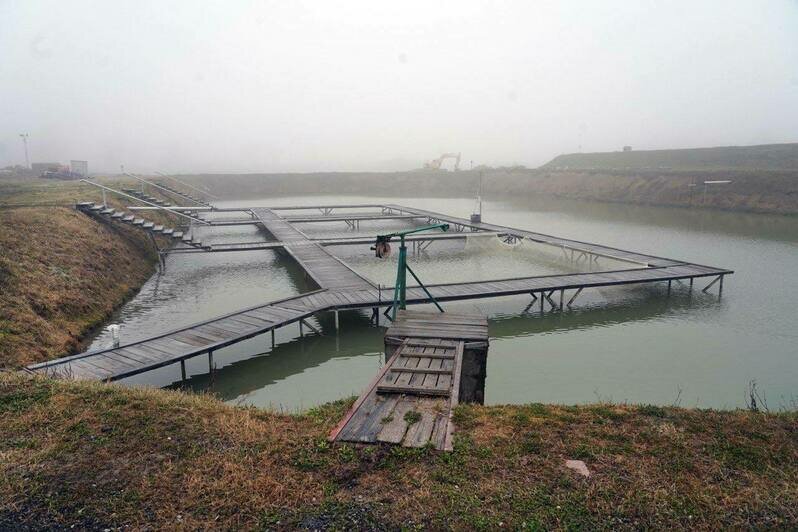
[329,311,489,450]
[251,208,375,290]
[385,204,678,267]
[27,203,732,381]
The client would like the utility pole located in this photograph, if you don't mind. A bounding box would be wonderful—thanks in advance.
[19,134,30,169]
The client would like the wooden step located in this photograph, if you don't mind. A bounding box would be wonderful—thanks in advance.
[172,232,183,239]
[111,212,124,219]
[388,367,452,375]
[122,215,135,222]
[132,218,144,226]
[152,225,164,232]
[142,222,154,229]
[398,352,455,360]
[101,208,115,215]
[376,383,451,396]
[89,205,103,211]
[162,228,174,235]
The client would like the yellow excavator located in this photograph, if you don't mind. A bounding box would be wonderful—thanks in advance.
[424,152,461,171]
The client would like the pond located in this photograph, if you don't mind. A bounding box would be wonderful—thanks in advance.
[89,194,798,411]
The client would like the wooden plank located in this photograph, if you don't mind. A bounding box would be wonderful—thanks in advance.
[350,395,401,442]
[169,331,214,347]
[429,410,451,450]
[194,323,241,339]
[376,397,417,444]
[388,366,452,375]
[114,346,165,365]
[329,341,408,442]
[403,400,444,448]
[376,383,450,396]
[399,351,454,360]
[443,341,465,451]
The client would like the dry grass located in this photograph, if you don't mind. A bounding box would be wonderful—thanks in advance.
[1,374,796,530]
[0,179,178,368]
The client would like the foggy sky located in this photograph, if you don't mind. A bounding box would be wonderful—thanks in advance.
[2,1,797,173]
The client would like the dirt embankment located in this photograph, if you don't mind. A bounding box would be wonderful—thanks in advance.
[0,179,169,368]
[489,169,798,214]
[185,168,798,215]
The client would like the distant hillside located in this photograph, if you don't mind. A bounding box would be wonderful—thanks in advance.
[543,143,798,171]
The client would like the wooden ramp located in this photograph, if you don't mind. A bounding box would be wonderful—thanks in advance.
[330,311,489,451]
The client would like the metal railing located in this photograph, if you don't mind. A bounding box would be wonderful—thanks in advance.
[79,179,211,225]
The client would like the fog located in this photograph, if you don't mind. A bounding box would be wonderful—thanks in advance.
[1,1,797,173]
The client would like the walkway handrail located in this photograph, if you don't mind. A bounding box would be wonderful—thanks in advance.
[80,179,211,225]
[155,171,220,200]
[126,173,209,207]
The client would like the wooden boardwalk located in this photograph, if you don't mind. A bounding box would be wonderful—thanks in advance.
[251,208,375,290]
[28,203,732,381]
[329,311,489,450]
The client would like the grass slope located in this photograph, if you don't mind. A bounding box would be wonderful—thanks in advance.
[544,143,798,171]
[1,374,796,530]
[0,179,173,368]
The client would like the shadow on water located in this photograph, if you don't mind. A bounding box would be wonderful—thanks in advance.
[166,309,383,401]
[488,284,724,338]
[168,283,722,403]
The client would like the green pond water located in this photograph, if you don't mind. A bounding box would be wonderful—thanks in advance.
[90,194,798,411]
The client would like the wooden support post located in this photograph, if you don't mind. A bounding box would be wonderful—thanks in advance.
[560,289,564,310]
[271,329,275,348]
[689,277,694,290]
[208,351,214,373]
[540,291,544,312]
[719,275,724,297]
[299,321,304,337]
[180,360,186,381]
[334,310,339,331]
[667,280,672,295]
[374,307,379,326]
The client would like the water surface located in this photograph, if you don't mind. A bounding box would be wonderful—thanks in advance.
[90,195,798,411]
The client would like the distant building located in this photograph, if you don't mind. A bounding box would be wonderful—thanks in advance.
[31,162,60,174]
[622,145,633,152]
[70,160,88,176]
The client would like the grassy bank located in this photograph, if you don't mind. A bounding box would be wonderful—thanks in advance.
[0,179,171,368]
[544,143,798,172]
[1,373,796,529]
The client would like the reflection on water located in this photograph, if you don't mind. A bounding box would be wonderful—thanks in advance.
[103,195,798,411]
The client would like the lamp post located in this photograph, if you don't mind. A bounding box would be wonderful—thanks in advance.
[19,134,30,169]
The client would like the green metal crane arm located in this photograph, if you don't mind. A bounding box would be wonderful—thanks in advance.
[377,223,449,241]
[374,223,449,320]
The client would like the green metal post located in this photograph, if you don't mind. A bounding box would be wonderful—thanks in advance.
[377,223,448,320]
[392,236,408,320]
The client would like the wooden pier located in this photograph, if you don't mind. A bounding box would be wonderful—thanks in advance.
[329,310,489,450]
[29,202,733,381]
